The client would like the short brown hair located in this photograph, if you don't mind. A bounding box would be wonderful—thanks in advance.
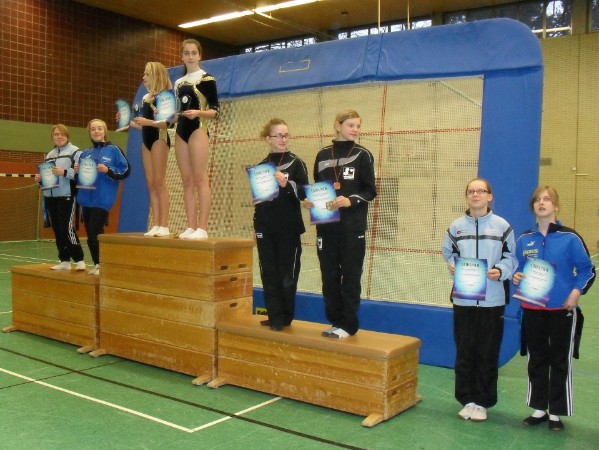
[529,186,560,213]
[51,124,69,139]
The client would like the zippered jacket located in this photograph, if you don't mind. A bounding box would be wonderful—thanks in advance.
[76,141,130,212]
[442,209,517,307]
[41,142,80,198]
[313,140,377,232]
[515,222,595,309]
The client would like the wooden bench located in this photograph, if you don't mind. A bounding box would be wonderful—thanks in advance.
[209,316,422,427]
[91,234,254,385]
[3,264,99,353]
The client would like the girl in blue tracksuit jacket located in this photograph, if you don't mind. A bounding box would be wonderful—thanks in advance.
[76,119,130,275]
[513,186,595,431]
[442,178,517,422]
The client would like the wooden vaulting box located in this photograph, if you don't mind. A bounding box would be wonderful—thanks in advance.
[92,234,254,384]
[209,316,422,427]
[4,264,100,353]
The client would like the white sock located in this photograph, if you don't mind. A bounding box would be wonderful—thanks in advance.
[549,414,559,421]
[532,410,547,418]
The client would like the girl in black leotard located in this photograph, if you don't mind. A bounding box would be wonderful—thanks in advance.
[128,62,172,237]
[173,39,219,239]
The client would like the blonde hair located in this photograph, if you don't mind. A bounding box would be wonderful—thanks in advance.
[51,124,69,139]
[145,62,172,99]
[87,119,108,142]
[259,118,288,139]
[529,186,560,214]
[334,109,361,133]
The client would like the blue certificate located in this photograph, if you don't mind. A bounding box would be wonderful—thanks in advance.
[247,162,279,204]
[115,99,131,131]
[154,90,176,122]
[38,161,59,191]
[452,257,488,301]
[77,157,98,190]
[305,181,340,225]
[513,258,556,307]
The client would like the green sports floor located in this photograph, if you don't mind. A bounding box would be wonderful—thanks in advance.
[1,240,597,449]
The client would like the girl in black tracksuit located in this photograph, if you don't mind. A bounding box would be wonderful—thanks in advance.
[306,109,377,339]
[253,118,309,331]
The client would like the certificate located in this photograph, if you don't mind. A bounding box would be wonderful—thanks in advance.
[154,90,176,122]
[77,157,98,190]
[304,181,340,225]
[115,99,131,131]
[247,162,279,204]
[38,161,59,191]
[452,257,488,301]
[513,258,556,307]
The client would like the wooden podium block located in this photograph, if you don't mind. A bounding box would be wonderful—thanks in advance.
[209,316,422,427]
[99,234,253,275]
[92,234,255,384]
[100,264,253,301]
[3,264,99,352]
[100,286,252,328]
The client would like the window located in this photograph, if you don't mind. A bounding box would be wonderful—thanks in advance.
[444,0,572,38]
[242,36,317,53]
[592,0,599,31]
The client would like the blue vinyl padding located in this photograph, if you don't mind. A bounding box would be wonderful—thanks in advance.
[118,19,542,368]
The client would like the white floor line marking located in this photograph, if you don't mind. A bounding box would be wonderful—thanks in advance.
[0,254,53,264]
[0,367,282,433]
[0,311,12,315]
[189,396,283,432]
[0,367,193,432]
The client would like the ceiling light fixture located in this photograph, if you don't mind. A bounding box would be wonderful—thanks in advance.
[179,0,319,28]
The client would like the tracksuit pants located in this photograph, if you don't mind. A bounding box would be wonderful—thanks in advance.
[256,232,302,327]
[453,304,505,408]
[45,196,84,263]
[316,225,366,336]
[523,308,576,416]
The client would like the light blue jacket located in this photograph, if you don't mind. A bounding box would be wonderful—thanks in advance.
[41,142,80,198]
[442,209,518,307]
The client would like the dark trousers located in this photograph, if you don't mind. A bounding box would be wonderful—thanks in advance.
[316,225,366,336]
[45,196,84,263]
[256,232,302,327]
[523,308,576,416]
[453,304,505,408]
[82,206,108,265]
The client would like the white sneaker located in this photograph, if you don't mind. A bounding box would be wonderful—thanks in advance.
[51,261,71,271]
[470,405,487,422]
[154,227,170,237]
[321,326,337,337]
[178,228,195,239]
[87,264,100,276]
[186,228,208,240]
[75,260,86,271]
[329,328,350,339]
[458,403,476,420]
[144,225,160,236]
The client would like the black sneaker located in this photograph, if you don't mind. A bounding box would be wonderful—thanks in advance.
[548,419,564,431]
[522,413,548,426]
[260,320,270,326]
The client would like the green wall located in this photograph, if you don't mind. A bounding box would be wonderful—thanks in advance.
[0,120,129,153]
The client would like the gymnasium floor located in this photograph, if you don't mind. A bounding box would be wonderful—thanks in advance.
[0,240,597,449]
